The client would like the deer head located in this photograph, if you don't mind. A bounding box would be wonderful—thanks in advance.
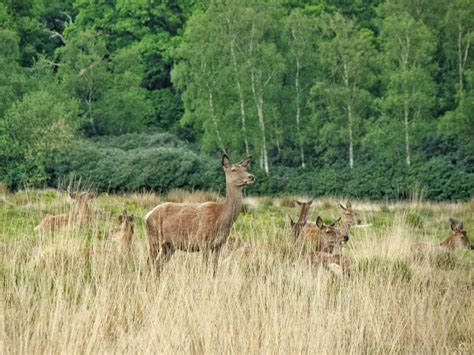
[316,216,348,249]
[338,200,361,226]
[119,213,135,225]
[447,218,472,250]
[222,154,255,187]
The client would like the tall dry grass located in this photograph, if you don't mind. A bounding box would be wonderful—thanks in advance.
[2,191,473,353]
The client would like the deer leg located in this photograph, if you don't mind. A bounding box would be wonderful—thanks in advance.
[154,243,175,276]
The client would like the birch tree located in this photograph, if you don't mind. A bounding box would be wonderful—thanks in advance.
[381,11,435,166]
[312,12,376,169]
[284,9,315,168]
[172,11,228,154]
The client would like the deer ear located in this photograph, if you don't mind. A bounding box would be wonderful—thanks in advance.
[316,216,324,229]
[308,198,314,205]
[222,154,231,168]
[295,200,302,206]
[119,215,124,223]
[346,200,352,208]
[331,217,341,227]
[338,203,346,210]
[239,156,252,167]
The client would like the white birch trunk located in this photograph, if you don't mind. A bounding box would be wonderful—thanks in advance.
[208,88,226,154]
[295,57,305,168]
[227,19,250,156]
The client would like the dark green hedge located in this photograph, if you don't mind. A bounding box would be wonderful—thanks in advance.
[3,133,472,201]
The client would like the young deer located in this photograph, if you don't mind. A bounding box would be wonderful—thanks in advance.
[108,213,135,253]
[441,218,472,250]
[35,192,92,232]
[297,216,349,253]
[338,200,361,232]
[145,154,255,275]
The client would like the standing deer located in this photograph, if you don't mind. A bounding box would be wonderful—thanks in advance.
[441,218,472,250]
[145,154,255,275]
[35,192,92,232]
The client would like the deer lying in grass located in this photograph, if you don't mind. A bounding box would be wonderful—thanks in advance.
[338,200,362,231]
[35,192,92,232]
[441,218,472,250]
[308,251,352,276]
[108,213,135,253]
[145,154,255,275]
[295,216,349,253]
[290,209,351,275]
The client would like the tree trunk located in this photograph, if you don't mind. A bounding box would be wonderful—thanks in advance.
[227,19,250,156]
[295,57,305,168]
[343,62,354,169]
[86,86,96,134]
[347,102,354,169]
[458,24,464,98]
[250,71,269,173]
[404,91,411,166]
[208,88,226,154]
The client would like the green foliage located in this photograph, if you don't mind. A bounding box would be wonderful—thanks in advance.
[0,0,473,200]
[53,133,221,193]
[0,90,79,189]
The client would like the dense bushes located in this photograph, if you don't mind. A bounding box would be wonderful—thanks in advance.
[2,132,472,201]
[52,134,221,193]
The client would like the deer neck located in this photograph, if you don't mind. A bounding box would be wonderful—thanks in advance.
[218,183,243,229]
[297,205,310,224]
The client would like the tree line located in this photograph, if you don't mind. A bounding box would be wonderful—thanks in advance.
[0,0,473,199]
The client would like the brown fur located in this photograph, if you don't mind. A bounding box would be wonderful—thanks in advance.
[440,218,472,250]
[297,216,349,253]
[289,199,313,241]
[145,155,254,275]
[308,251,352,275]
[108,213,135,253]
[338,200,361,234]
[35,192,92,232]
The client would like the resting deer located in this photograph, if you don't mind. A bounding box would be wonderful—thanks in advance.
[441,218,472,250]
[290,212,351,274]
[145,154,255,275]
[35,192,92,232]
[108,213,135,253]
[297,216,349,253]
[338,200,361,232]
[289,198,313,241]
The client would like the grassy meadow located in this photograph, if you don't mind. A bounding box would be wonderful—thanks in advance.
[1,188,473,353]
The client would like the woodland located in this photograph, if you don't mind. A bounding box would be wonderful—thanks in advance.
[0,0,473,200]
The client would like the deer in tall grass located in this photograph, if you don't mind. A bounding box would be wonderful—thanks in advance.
[35,192,92,232]
[292,215,349,253]
[289,199,313,241]
[108,213,135,253]
[338,200,361,232]
[441,218,472,250]
[289,203,351,274]
[145,154,255,275]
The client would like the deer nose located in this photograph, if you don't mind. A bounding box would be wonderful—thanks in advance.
[248,174,255,182]
[343,235,349,242]
[357,219,362,224]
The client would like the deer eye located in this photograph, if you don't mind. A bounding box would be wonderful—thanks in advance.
[231,167,237,172]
